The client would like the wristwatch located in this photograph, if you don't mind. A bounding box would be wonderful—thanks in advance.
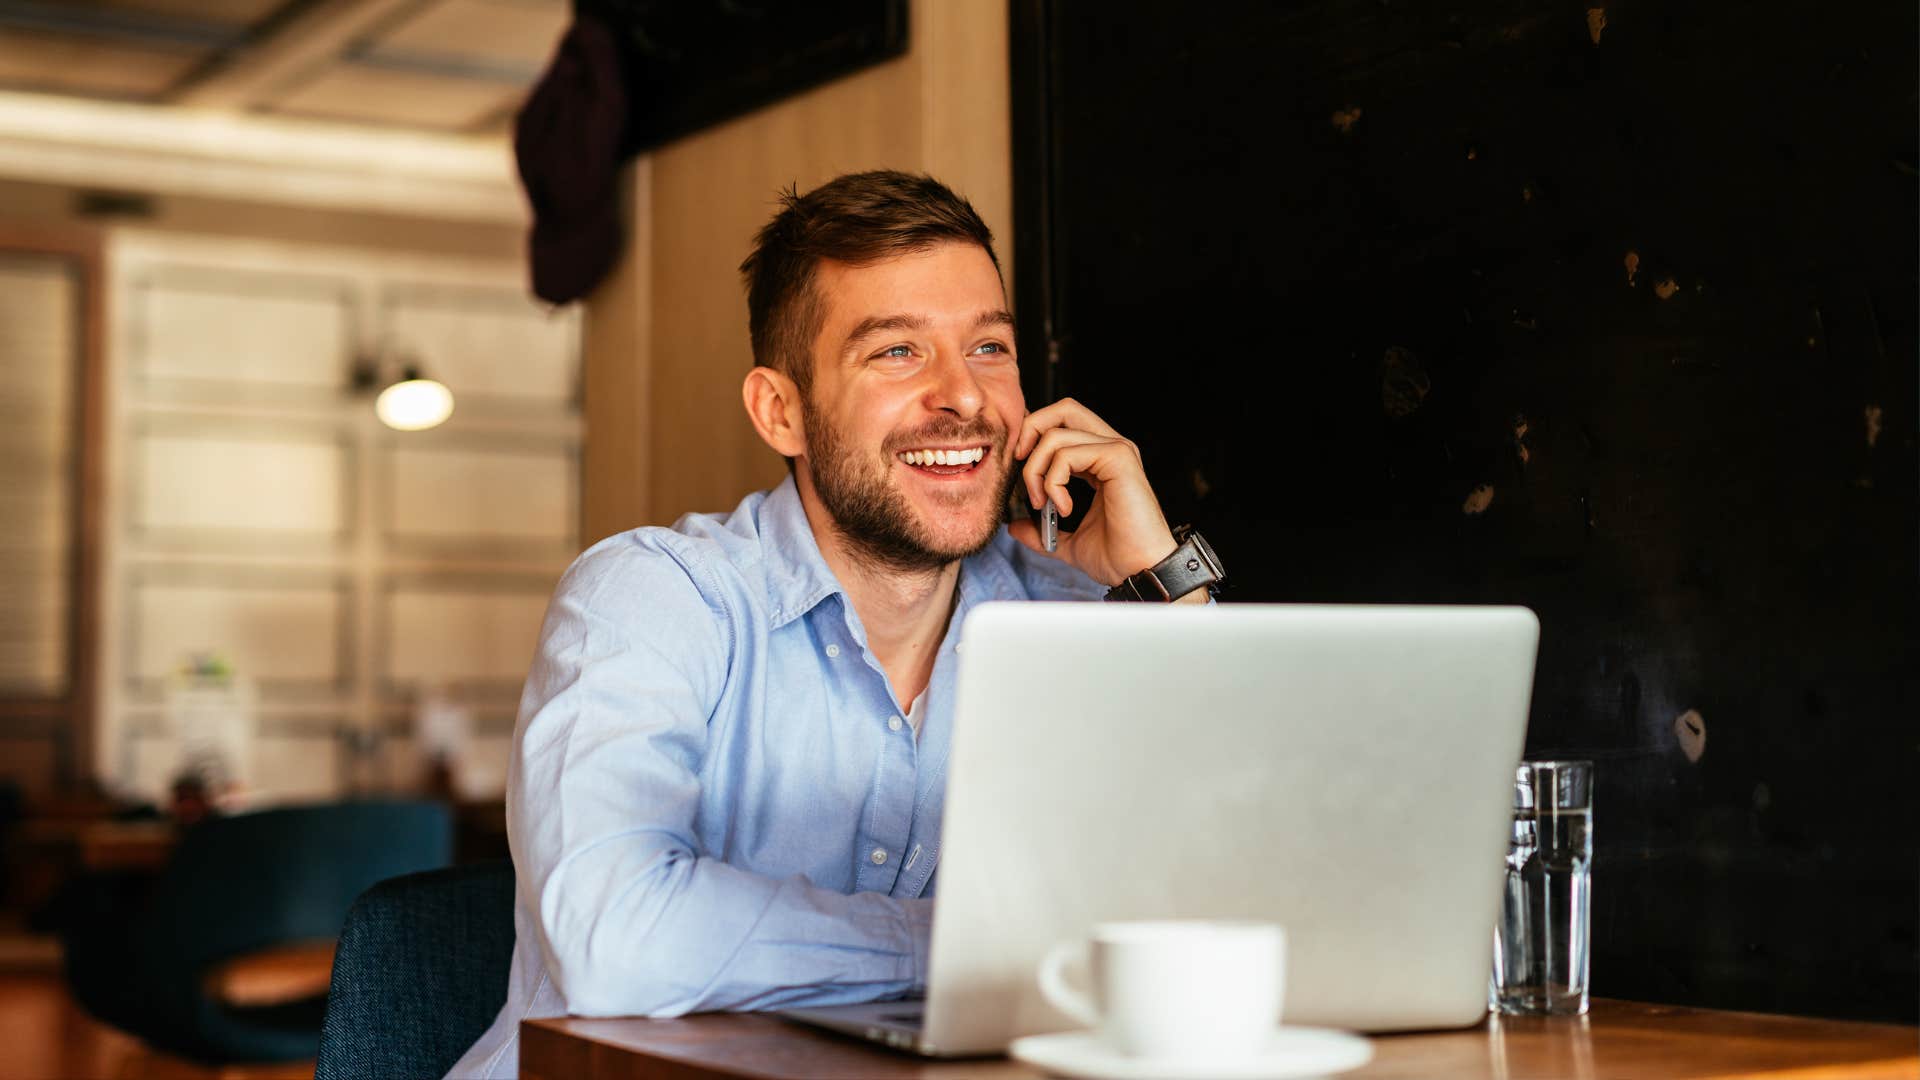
[1104,525,1225,602]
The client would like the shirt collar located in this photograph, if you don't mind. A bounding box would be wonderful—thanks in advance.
[955,535,1019,620]
[757,474,1024,634]
[758,474,844,630]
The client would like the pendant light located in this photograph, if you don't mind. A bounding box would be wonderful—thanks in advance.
[374,366,454,431]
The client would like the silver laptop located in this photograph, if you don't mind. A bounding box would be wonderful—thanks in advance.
[782,602,1539,1056]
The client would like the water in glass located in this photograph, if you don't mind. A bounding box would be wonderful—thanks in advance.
[1492,762,1592,1015]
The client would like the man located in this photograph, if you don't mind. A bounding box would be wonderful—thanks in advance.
[449,171,1216,1078]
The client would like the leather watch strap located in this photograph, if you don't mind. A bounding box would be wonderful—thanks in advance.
[1104,527,1224,602]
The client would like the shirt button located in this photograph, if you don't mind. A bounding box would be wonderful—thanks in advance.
[825,644,840,658]
[888,716,903,732]
[870,848,888,865]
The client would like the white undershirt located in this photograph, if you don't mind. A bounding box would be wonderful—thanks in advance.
[906,691,926,739]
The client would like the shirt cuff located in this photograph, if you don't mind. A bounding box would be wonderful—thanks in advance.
[904,899,935,992]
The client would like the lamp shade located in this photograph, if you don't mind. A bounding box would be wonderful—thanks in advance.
[375,377,454,431]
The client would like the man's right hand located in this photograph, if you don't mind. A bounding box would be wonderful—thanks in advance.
[1009,397,1182,591]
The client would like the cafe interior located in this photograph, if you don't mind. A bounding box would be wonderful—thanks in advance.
[0,0,1914,1078]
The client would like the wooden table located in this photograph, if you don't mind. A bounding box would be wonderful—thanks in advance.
[17,819,178,874]
[522,1000,1918,1080]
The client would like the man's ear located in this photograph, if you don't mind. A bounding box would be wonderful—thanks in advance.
[742,365,807,459]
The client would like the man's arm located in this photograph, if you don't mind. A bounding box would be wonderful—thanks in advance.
[508,541,930,1017]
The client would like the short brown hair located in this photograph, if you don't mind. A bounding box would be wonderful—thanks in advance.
[739,170,1001,397]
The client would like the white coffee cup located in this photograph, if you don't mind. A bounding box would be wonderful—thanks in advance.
[1037,920,1287,1061]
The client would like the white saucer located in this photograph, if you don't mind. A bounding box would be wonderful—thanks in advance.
[1008,1026,1374,1080]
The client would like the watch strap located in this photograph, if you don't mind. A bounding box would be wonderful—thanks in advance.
[1104,527,1224,602]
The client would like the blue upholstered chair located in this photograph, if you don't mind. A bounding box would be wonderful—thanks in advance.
[61,800,452,1064]
[315,858,518,1080]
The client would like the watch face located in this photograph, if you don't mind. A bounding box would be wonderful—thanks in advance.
[1191,532,1224,577]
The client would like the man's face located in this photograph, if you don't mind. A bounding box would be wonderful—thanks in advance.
[796,241,1024,572]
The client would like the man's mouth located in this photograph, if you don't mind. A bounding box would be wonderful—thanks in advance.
[894,445,989,476]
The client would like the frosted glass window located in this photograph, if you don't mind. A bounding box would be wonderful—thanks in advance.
[137,434,345,535]
[252,736,342,799]
[139,279,348,390]
[0,255,76,695]
[385,295,575,404]
[131,580,342,684]
[390,446,573,544]
[126,730,346,801]
[386,587,550,685]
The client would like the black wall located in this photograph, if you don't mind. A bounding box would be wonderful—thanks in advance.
[1012,0,1918,1022]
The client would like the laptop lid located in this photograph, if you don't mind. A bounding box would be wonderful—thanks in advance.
[920,602,1539,1055]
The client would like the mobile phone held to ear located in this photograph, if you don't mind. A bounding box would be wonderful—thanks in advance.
[1006,484,1059,553]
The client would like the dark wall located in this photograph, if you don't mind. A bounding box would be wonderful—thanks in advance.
[1011,1,1918,1022]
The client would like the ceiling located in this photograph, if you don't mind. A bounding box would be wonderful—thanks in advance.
[0,0,569,133]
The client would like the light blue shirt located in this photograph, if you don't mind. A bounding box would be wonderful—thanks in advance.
[450,476,1104,1078]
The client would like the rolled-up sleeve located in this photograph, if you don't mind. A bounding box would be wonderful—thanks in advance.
[507,540,931,1018]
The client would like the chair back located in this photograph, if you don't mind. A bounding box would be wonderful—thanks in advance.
[150,800,454,967]
[315,858,517,1080]
[63,799,453,1064]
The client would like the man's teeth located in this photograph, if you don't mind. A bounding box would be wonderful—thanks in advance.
[898,448,986,467]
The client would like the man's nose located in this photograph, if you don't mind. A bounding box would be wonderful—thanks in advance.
[922,350,985,417]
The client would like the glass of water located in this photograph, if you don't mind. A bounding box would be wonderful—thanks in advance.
[1491,759,1593,1015]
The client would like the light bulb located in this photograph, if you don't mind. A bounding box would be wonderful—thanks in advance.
[375,378,454,431]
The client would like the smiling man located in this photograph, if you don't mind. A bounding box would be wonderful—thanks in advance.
[449,171,1217,1079]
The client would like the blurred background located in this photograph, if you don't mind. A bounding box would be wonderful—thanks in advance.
[0,1,997,1074]
[1,0,578,812]
[0,0,1914,1076]
[0,2,587,1073]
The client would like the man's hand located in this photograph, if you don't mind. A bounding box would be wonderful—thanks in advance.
[1008,397,1185,591]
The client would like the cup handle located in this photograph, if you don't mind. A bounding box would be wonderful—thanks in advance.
[1037,941,1101,1029]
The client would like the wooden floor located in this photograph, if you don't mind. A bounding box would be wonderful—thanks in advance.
[0,972,314,1080]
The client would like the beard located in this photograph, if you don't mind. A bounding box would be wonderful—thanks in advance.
[804,406,1013,574]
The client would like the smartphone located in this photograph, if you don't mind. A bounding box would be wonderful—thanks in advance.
[1006,485,1059,552]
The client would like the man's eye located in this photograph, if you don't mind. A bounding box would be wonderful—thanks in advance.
[877,345,913,359]
[974,342,1009,355]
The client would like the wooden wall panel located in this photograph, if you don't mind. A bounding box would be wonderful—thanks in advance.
[580,164,651,546]
[0,254,76,696]
[584,0,1014,531]
[0,224,102,797]
[645,55,921,522]
[917,0,1015,298]
[0,538,66,694]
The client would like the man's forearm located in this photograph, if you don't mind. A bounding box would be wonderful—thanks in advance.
[533,841,930,1018]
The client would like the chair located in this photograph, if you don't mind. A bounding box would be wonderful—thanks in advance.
[315,858,518,1080]
[61,800,452,1065]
